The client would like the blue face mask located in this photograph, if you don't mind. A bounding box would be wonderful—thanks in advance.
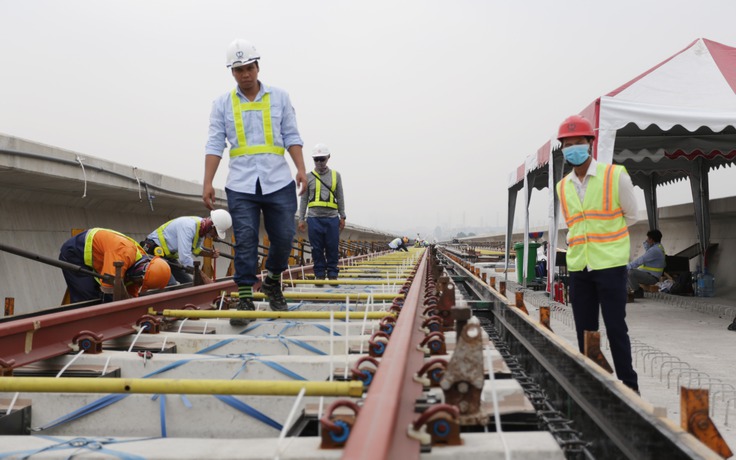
[562,144,590,166]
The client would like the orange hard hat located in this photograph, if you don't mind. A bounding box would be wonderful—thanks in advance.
[557,115,595,140]
[142,256,171,291]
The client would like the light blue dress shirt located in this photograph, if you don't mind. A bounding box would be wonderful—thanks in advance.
[147,217,203,268]
[205,82,303,195]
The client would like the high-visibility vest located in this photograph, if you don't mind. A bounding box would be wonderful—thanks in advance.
[228,91,286,158]
[639,243,666,276]
[156,217,203,259]
[308,170,338,209]
[557,163,630,271]
[84,228,145,285]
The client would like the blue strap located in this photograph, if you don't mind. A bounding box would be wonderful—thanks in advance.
[259,333,327,356]
[35,394,129,431]
[278,320,340,336]
[0,435,154,460]
[214,395,283,431]
[159,394,167,438]
[257,359,307,381]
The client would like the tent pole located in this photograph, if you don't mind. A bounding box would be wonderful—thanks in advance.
[506,189,518,282]
[688,158,711,271]
[642,173,659,231]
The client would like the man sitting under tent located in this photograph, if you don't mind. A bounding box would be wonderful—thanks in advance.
[626,229,665,300]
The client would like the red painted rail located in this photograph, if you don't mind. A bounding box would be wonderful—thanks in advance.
[342,251,428,460]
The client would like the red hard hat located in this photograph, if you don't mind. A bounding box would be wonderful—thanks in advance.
[557,115,595,140]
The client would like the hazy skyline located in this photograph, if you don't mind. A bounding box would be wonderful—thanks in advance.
[2,1,736,235]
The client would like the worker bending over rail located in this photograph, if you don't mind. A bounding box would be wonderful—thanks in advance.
[298,143,346,283]
[555,115,639,393]
[59,228,170,303]
[389,237,409,252]
[141,210,232,285]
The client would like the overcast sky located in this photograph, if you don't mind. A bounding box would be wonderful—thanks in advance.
[2,0,736,236]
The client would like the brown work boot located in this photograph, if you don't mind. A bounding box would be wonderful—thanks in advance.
[627,291,635,303]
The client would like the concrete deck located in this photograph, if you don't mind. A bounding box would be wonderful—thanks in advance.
[516,283,736,450]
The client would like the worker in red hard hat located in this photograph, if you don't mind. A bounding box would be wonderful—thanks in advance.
[59,228,171,303]
[555,115,640,393]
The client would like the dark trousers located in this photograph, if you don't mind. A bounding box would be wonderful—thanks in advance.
[59,231,102,303]
[307,216,340,278]
[569,265,638,391]
[226,181,297,287]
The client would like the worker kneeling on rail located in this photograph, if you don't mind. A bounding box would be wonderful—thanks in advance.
[388,236,409,252]
[59,228,171,303]
[141,209,232,285]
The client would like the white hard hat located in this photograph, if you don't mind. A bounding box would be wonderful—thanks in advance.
[210,209,233,239]
[226,39,260,68]
[312,143,331,158]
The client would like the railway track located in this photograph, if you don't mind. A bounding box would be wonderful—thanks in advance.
[0,246,722,459]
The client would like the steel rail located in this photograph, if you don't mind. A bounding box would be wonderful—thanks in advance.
[0,251,387,370]
[342,250,428,460]
[438,248,719,460]
[0,281,232,369]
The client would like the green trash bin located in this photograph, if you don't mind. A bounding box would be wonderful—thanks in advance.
[513,242,540,284]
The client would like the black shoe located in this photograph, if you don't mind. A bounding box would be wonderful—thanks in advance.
[262,278,288,311]
[230,297,255,326]
[314,276,325,287]
[328,276,339,287]
[728,316,736,331]
[634,288,645,299]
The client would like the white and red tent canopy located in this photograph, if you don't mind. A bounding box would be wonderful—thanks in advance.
[509,37,736,191]
[505,38,736,287]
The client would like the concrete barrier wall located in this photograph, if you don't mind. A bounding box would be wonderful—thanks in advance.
[460,196,736,300]
[0,134,392,314]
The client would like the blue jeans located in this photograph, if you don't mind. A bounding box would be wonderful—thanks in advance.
[307,216,340,278]
[59,230,101,303]
[226,181,297,287]
[569,265,638,391]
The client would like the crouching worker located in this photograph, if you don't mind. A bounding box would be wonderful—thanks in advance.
[59,228,171,303]
[388,236,409,252]
[141,209,232,285]
[627,229,665,299]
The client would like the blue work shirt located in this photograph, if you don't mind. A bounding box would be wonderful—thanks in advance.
[627,243,666,272]
[205,82,303,195]
[147,217,203,268]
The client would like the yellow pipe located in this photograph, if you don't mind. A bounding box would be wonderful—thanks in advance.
[157,309,394,320]
[286,279,406,285]
[247,292,402,301]
[0,377,364,397]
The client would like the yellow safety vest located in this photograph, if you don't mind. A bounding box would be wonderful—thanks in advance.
[557,163,630,271]
[83,228,144,285]
[228,91,286,158]
[639,243,666,276]
[308,170,338,209]
[155,217,203,259]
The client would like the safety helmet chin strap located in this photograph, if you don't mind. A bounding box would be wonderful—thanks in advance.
[200,217,214,236]
[127,257,150,282]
